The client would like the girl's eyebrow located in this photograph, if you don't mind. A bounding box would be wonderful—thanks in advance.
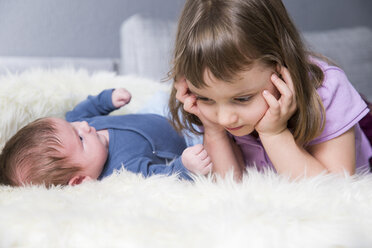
[233,91,256,97]
[189,88,255,98]
[188,88,204,97]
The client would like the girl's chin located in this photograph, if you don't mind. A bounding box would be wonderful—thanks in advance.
[226,127,253,137]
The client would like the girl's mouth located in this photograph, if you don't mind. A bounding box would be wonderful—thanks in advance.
[225,126,243,131]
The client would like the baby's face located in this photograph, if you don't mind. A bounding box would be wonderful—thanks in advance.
[50,118,109,180]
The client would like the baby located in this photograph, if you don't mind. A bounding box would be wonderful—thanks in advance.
[0,88,212,187]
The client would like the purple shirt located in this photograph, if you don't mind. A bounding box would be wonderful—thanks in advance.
[233,60,372,174]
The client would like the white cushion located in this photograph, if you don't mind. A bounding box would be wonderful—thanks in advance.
[120,15,176,82]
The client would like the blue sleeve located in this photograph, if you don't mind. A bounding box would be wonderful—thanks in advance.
[66,89,116,122]
[125,157,193,181]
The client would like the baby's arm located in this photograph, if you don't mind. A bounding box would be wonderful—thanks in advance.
[119,145,213,180]
[122,156,194,181]
[181,144,212,175]
[66,88,131,122]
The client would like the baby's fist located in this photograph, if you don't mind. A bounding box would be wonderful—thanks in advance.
[112,88,132,108]
[182,144,212,175]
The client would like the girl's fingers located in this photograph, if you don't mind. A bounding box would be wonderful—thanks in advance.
[271,74,293,104]
[183,96,193,112]
[175,86,188,103]
[278,67,296,103]
[183,95,199,115]
[279,67,295,93]
[271,67,296,112]
[262,90,280,116]
[174,77,189,103]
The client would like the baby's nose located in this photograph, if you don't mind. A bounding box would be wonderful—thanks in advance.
[80,121,91,132]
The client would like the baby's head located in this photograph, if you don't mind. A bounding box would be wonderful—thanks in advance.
[0,117,108,187]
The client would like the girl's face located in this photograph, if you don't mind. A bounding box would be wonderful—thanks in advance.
[187,61,279,136]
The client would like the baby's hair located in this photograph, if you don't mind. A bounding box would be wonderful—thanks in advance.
[0,118,81,187]
[168,0,325,146]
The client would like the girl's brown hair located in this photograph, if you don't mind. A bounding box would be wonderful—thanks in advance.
[168,0,325,146]
[0,118,81,187]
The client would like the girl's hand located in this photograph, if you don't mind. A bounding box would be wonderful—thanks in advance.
[174,77,200,116]
[255,67,297,137]
[112,88,132,108]
[174,77,225,135]
[174,76,189,104]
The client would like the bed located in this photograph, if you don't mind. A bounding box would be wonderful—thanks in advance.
[0,16,372,248]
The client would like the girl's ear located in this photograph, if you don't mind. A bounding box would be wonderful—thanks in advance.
[68,175,93,186]
[275,63,280,73]
[275,64,282,77]
[275,64,284,80]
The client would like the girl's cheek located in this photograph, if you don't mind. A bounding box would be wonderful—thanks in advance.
[256,94,270,114]
[262,99,270,113]
[199,105,215,120]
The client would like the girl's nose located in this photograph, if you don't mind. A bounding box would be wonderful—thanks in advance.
[217,106,238,127]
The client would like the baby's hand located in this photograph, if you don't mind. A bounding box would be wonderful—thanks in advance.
[112,88,132,108]
[255,67,297,137]
[182,144,213,175]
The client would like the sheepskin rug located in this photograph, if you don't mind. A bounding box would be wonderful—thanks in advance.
[0,69,372,248]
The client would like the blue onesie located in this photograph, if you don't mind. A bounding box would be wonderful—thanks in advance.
[65,89,192,180]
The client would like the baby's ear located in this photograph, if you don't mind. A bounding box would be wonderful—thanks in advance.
[68,175,93,186]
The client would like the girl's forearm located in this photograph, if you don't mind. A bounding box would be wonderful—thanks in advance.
[203,130,244,180]
[259,129,328,179]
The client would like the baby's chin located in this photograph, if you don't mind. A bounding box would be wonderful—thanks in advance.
[97,133,109,148]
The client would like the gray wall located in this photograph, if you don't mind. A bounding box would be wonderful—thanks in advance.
[0,0,185,58]
[283,0,372,31]
[0,0,371,59]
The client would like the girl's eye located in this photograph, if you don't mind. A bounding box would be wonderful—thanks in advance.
[196,96,211,102]
[79,136,83,142]
[234,96,252,103]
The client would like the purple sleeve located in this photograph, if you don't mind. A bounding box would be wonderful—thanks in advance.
[308,65,369,145]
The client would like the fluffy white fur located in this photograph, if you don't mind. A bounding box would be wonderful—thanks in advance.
[0,69,372,248]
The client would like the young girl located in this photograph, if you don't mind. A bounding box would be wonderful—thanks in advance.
[168,0,372,180]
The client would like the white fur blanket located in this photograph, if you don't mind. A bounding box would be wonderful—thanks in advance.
[0,69,372,248]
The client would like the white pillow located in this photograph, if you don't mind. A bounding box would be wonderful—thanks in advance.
[120,15,176,82]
